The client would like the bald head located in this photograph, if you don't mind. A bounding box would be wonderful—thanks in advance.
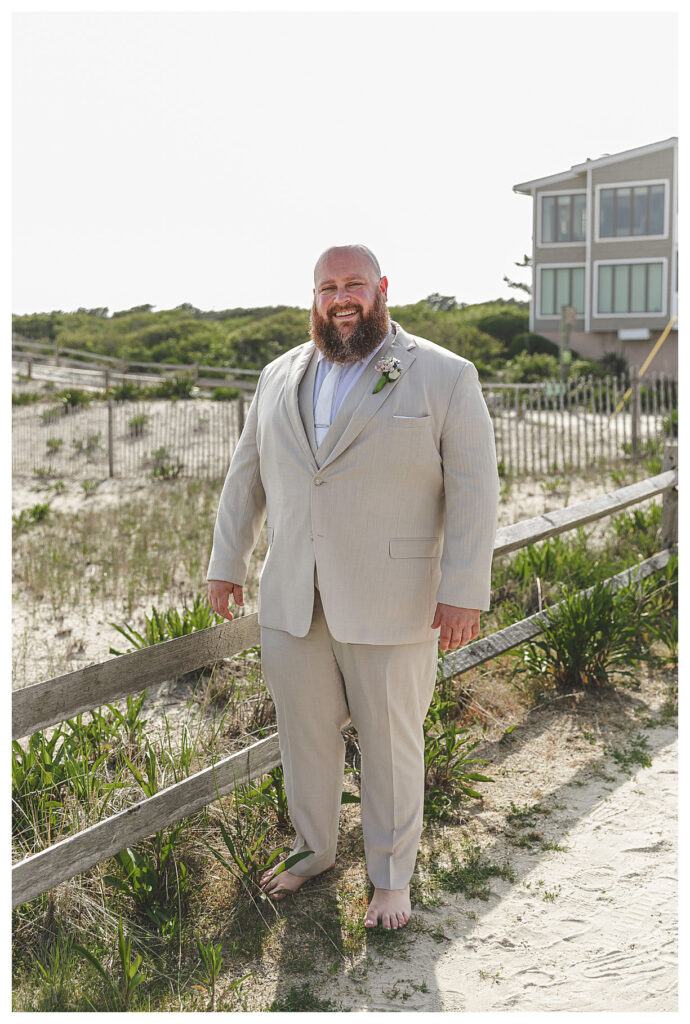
[314,244,382,284]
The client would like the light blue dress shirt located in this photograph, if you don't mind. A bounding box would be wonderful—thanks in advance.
[312,327,393,420]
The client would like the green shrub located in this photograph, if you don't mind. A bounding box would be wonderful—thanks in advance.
[12,391,44,405]
[150,445,183,479]
[45,438,64,456]
[107,382,146,401]
[127,413,150,437]
[72,433,101,456]
[504,351,559,383]
[40,405,64,424]
[567,358,606,380]
[211,386,242,401]
[12,503,51,533]
[423,689,493,820]
[109,594,224,654]
[511,580,643,694]
[146,374,197,400]
[56,388,94,410]
[476,310,529,346]
[507,332,559,359]
[600,350,629,377]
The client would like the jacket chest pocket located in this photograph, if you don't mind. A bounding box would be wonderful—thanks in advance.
[389,414,431,428]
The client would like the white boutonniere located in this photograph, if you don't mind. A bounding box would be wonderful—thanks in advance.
[372,356,401,394]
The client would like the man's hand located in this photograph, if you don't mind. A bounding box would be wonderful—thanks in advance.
[431,603,479,653]
[208,579,244,622]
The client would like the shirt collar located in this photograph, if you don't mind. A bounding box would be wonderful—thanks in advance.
[316,323,394,368]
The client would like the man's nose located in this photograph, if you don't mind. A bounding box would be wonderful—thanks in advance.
[334,286,352,304]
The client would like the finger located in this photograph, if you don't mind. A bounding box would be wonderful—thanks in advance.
[232,584,244,607]
[439,626,453,652]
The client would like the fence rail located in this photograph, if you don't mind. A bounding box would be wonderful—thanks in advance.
[12,451,678,907]
[12,369,678,480]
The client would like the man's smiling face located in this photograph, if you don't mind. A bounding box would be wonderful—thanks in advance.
[313,248,387,333]
[310,246,390,363]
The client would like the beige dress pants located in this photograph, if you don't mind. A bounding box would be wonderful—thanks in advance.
[260,570,438,890]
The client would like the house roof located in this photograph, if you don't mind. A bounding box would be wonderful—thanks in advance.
[513,137,677,194]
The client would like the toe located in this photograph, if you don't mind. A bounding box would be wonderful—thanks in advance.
[382,913,392,930]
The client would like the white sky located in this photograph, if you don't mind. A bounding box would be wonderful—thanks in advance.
[12,5,678,315]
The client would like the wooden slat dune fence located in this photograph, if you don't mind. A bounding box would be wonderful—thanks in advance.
[11,447,678,908]
[13,342,677,480]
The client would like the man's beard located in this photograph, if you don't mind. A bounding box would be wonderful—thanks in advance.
[310,289,391,364]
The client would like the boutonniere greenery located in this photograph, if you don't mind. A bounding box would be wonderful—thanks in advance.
[372,356,402,394]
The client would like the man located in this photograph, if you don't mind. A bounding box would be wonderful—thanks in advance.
[208,245,499,930]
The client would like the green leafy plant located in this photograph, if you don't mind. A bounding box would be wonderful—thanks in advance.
[12,390,44,405]
[240,767,291,830]
[12,502,51,534]
[150,445,183,479]
[192,935,253,1010]
[73,916,146,1011]
[45,437,64,456]
[127,413,150,437]
[81,478,100,496]
[211,386,242,401]
[72,433,101,455]
[40,405,64,424]
[108,381,145,401]
[34,924,75,1010]
[109,595,224,654]
[148,374,197,400]
[203,784,312,898]
[511,580,642,693]
[423,690,494,820]
[57,388,94,410]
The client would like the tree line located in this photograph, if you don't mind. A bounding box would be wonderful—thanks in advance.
[12,296,627,383]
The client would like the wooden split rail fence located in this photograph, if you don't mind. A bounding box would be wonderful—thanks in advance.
[12,446,678,908]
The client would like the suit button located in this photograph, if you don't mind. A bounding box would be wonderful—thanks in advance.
[309,533,313,540]
[314,477,324,486]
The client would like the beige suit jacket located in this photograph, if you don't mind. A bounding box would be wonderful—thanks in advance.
[207,322,500,644]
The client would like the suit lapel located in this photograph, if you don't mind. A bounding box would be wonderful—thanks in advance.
[284,342,319,469]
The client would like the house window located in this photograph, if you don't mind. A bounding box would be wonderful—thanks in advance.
[597,262,664,314]
[599,184,665,238]
[539,266,585,316]
[541,193,586,243]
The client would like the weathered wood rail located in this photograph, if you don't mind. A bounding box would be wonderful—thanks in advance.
[12,450,678,908]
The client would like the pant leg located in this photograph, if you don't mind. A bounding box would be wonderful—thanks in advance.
[260,589,350,876]
[331,638,438,890]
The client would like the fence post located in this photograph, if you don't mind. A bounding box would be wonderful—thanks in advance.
[104,368,110,392]
[661,441,678,549]
[107,398,114,478]
[630,367,640,459]
[27,356,33,379]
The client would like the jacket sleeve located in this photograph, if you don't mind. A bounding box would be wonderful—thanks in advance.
[436,360,499,610]
[206,370,267,585]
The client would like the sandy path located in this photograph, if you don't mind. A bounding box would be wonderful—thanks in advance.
[434,727,677,1012]
[313,721,677,1013]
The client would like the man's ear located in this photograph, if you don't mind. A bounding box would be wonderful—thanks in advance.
[379,276,389,299]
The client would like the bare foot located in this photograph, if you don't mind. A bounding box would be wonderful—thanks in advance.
[364,885,411,929]
[259,862,335,900]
